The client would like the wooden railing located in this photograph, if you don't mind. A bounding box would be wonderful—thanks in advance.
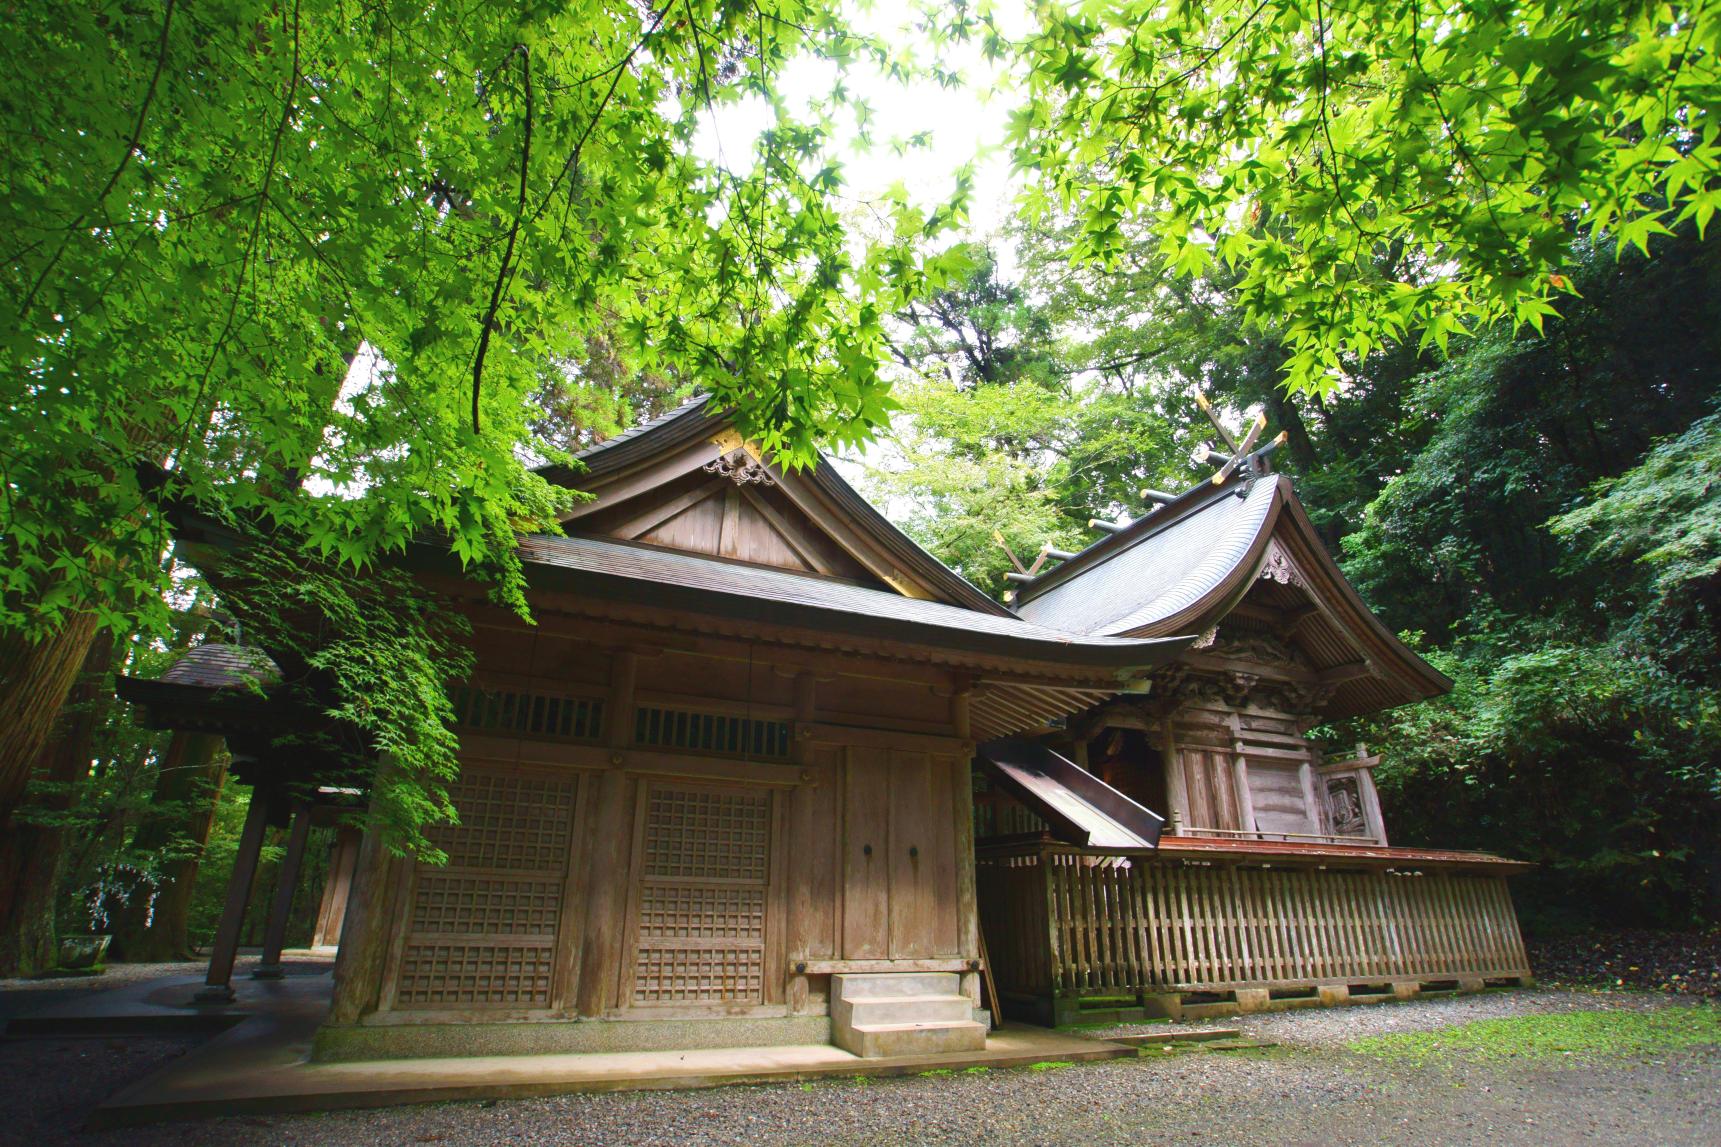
[977,844,1531,1006]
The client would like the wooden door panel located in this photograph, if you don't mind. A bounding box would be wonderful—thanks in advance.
[887,752,935,959]
[842,746,891,959]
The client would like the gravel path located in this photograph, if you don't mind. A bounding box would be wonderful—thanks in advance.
[3,989,1716,1146]
[0,961,208,1022]
[1085,985,1697,1047]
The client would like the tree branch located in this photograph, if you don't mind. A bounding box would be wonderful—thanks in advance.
[471,44,533,434]
[19,0,177,319]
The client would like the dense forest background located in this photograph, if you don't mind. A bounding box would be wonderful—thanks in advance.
[867,225,1721,935]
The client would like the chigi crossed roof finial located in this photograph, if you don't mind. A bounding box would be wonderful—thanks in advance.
[1188,391,1289,489]
[1001,391,1293,601]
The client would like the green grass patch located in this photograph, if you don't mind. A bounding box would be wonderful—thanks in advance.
[1025,1060,1076,1071]
[917,1068,954,1078]
[1347,1006,1721,1066]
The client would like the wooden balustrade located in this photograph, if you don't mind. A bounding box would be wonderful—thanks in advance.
[977,844,1531,1014]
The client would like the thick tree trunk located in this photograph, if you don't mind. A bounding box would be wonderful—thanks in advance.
[0,616,102,819]
[107,733,228,963]
[0,629,113,977]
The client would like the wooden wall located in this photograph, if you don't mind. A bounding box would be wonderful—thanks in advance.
[336,612,981,1028]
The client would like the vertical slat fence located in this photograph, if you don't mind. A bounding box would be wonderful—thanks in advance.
[975,845,1532,1003]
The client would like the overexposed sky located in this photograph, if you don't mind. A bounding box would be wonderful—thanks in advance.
[693,1,1030,254]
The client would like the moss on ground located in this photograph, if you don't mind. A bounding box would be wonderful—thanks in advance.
[1347,1006,1721,1066]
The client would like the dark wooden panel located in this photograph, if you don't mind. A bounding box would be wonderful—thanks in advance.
[842,746,891,959]
[888,751,935,959]
[787,747,840,961]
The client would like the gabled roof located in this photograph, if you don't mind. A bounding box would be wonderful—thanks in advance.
[536,395,1010,615]
[1018,478,1279,636]
[1015,472,1450,717]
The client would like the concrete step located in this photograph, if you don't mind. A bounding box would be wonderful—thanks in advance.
[831,972,960,1001]
[841,994,975,1026]
[829,973,985,1058]
[834,1019,989,1059]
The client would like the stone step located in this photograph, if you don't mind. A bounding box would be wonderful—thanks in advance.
[834,1019,989,1059]
[841,994,975,1026]
[830,972,961,1001]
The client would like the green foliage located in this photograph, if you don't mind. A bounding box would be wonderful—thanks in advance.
[1552,408,1721,605]
[1346,1005,1721,1065]
[222,542,475,858]
[1,0,946,642]
[991,0,1721,393]
[865,242,1196,592]
[1324,237,1721,928]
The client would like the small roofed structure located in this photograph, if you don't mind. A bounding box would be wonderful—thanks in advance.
[973,404,1531,1026]
[118,643,361,999]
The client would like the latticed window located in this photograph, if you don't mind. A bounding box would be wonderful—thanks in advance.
[633,704,791,759]
[630,782,773,1005]
[449,684,604,742]
[393,769,577,1009]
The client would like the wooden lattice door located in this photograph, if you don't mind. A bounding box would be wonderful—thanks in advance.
[389,767,580,1011]
[626,781,775,1007]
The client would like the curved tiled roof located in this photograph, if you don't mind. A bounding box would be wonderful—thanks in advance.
[160,643,281,689]
[1017,478,1279,636]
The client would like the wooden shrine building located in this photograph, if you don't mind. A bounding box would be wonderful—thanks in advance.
[127,396,1530,1062]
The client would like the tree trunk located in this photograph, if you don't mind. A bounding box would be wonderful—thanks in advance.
[0,628,113,977]
[107,733,228,963]
[0,616,102,819]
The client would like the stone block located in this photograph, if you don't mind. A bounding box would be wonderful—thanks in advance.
[1233,988,1272,1013]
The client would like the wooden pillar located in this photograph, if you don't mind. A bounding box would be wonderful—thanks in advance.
[311,826,361,950]
[253,802,313,979]
[1163,723,1189,835]
[1227,714,1257,834]
[1357,767,1389,846]
[326,808,405,1023]
[195,783,273,1003]
[1298,757,1322,835]
[575,648,640,1017]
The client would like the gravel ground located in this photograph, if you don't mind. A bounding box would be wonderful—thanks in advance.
[1084,985,1701,1047]
[0,961,208,1022]
[2,987,1716,1147]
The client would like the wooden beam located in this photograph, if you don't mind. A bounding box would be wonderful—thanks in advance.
[609,480,724,540]
[741,485,838,575]
[253,802,313,979]
[1315,659,1373,685]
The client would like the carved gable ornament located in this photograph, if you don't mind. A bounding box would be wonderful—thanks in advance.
[1258,540,1306,589]
[703,447,776,487]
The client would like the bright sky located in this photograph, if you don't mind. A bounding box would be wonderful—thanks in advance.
[693,1,1031,255]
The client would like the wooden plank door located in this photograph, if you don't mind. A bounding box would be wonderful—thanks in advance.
[887,752,936,959]
[842,746,891,958]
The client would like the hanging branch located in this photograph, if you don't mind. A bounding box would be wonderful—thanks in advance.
[471,44,533,434]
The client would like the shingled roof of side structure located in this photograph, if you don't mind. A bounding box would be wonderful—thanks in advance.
[1014,471,1450,719]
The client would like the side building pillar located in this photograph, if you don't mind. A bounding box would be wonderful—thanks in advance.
[195,780,274,1004]
[254,801,313,979]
